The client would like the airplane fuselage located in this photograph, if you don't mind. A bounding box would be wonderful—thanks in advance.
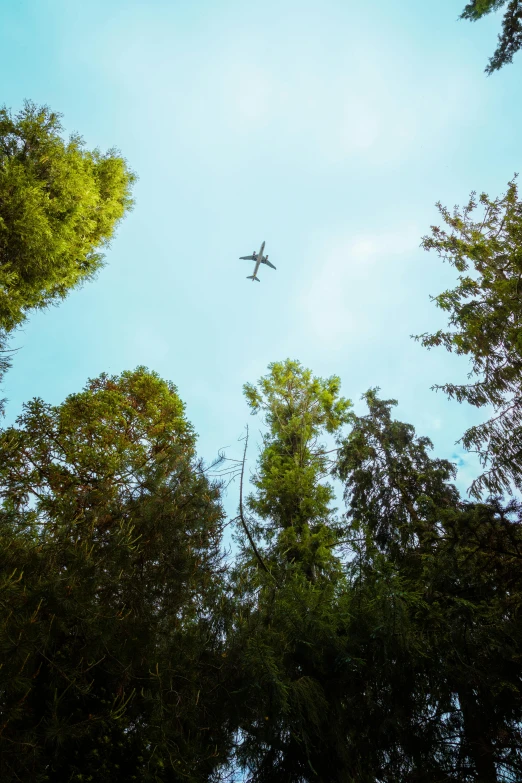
[241,240,274,281]
[251,241,265,280]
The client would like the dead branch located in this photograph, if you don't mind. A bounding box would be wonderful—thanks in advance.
[238,426,269,574]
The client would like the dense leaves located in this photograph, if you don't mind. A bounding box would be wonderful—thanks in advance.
[2,95,522,783]
[243,359,351,577]
[419,499,522,781]
[229,361,358,781]
[460,0,522,73]
[336,395,522,781]
[335,389,459,558]
[0,100,135,332]
[0,368,230,781]
[416,177,522,497]
[229,377,522,782]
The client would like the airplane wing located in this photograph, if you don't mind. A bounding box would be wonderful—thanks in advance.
[240,254,257,260]
[262,259,276,270]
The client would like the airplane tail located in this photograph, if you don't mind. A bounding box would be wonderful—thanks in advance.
[247,275,260,282]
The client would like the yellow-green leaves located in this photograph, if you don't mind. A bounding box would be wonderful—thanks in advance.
[244,360,351,440]
[0,101,136,332]
[460,1,521,74]
[242,359,350,581]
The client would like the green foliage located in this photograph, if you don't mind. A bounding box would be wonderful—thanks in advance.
[1,85,521,783]
[227,361,357,779]
[3,354,521,781]
[0,101,136,332]
[229,573,376,783]
[335,389,459,557]
[0,368,230,781]
[331,392,466,779]
[461,0,509,20]
[0,330,13,415]
[416,177,522,497]
[243,359,351,579]
[336,397,522,781]
[460,0,522,74]
[409,499,522,781]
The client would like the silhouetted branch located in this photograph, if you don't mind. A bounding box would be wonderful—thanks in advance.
[238,426,269,574]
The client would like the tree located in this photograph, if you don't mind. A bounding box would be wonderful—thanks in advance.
[336,393,522,781]
[242,359,352,579]
[334,391,461,781]
[0,332,13,414]
[460,0,522,74]
[335,388,459,559]
[415,177,522,498]
[0,101,136,333]
[0,367,231,781]
[421,498,522,782]
[229,360,364,782]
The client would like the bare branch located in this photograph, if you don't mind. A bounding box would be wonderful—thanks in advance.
[238,426,270,574]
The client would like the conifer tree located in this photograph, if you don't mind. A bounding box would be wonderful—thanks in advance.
[0,368,230,781]
[416,177,522,497]
[421,498,522,781]
[333,391,460,780]
[335,388,459,559]
[242,359,352,579]
[228,361,416,782]
[336,392,522,781]
[460,1,522,74]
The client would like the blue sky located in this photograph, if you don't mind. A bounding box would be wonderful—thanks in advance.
[1,0,521,517]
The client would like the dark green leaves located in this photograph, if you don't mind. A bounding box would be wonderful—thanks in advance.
[335,389,458,558]
[416,177,522,497]
[0,368,230,781]
[460,0,522,74]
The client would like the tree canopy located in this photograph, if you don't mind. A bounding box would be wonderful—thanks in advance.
[335,388,459,558]
[460,0,522,74]
[2,97,522,783]
[0,368,230,781]
[415,177,522,497]
[243,359,351,577]
[336,393,522,781]
[229,361,362,781]
[0,100,135,333]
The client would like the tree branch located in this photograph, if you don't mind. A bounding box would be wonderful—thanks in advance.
[238,426,269,574]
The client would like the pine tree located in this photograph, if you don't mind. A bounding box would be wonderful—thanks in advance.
[460,1,522,74]
[229,360,363,782]
[335,388,459,559]
[336,392,522,781]
[333,391,460,781]
[421,499,522,781]
[415,177,522,497]
[242,359,352,580]
[227,362,441,782]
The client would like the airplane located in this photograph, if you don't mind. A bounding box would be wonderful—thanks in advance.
[239,241,276,282]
